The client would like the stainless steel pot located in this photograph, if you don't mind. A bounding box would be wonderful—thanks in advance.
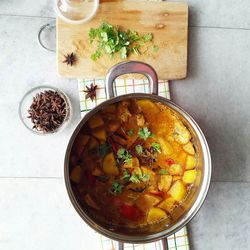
[64,61,211,249]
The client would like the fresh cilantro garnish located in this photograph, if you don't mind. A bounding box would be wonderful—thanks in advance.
[88,21,155,60]
[137,168,150,182]
[129,168,150,183]
[135,145,143,154]
[138,127,153,141]
[129,173,140,183]
[140,173,150,182]
[159,169,169,175]
[151,142,161,153]
[121,169,131,182]
[95,143,111,157]
[109,182,123,195]
[127,128,134,136]
[117,148,132,163]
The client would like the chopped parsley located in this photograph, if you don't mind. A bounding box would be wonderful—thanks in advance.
[159,169,169,175]
[135,145,143,154]
[88,21,155,61]
[151,142,161,153]
[127,128,134,136]
[117,148,132,163]
[138,127,154,141]
[109,182,123,195]
[95,143,111,157]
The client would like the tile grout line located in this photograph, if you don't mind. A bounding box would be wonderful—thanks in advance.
[0,13,250,31]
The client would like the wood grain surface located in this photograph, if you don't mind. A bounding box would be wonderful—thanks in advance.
[56,1,188,80]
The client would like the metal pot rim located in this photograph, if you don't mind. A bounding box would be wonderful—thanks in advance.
[64,92,211,244]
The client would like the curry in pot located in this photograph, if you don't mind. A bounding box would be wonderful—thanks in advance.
[69,99,197,228]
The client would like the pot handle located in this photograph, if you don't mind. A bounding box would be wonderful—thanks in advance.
[118,240,168,250]
[105,61,158,98]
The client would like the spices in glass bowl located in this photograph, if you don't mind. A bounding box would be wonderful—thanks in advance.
[27,90,68,133]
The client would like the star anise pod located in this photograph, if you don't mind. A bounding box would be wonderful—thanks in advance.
[63,52,77,66]
[84,83,98,101]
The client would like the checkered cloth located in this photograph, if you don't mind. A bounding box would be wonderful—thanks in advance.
[78,78,189,250]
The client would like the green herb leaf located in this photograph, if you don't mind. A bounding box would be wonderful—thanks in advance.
[117,148,132,163]
[127,128,134,136]
[129,173,140,183]
[142,33,153,42]
[88,22,155,61]
[135,145,143,154]
[137,168,150,182]
[151,142,161,153]
[109,182,123,195]
[91,50,102,61]
[152,45,159,52]
[138,127,153,141]
[141,173,150,182]
[120,46,127,59]
[159,169,169,175]
[121,169,131,182]
[95,143,111,157]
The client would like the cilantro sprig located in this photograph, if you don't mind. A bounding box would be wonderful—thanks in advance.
[129,168,150,183]
[135,145,143,154]
[121,169,130,182]
[109,181,123,195]
[151,142,161,153]
[117,148,132,163]
[89,22,156,61]
[138,127,154,141]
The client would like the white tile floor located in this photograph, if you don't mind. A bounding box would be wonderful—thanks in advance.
[0,1,250,249]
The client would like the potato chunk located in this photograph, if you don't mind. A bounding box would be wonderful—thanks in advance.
[136,194,162,211]
[168,164,183,176]
[123,157,140,169]
[168,180,186,201]
[88,114,104,129]
[183,142,195,155]
[74,134,90,156]
[141,167,156,184]
[92,127,106,141]
[173,121,191,144]
[70,165,83,183]
[107,120,120,133]
[158,137,173,155]
[158,197,176,213]
[137,100,160,115]
[147,207,167,224]
[185,155,196,170]
[183,170,197,184]
[158,175,172,192]
[87,136,99,150]
[102,153,119,176]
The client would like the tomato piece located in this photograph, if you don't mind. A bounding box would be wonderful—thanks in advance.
[120,204,141,220]
[166,158,175,166]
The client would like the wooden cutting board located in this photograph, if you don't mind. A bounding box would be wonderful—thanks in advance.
[56,1,188,80]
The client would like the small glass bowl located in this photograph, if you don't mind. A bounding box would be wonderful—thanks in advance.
[19,86,71,135]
